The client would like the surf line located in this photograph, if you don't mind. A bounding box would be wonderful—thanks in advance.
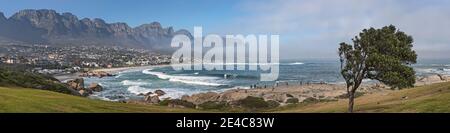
[176,117,210,131]
[170,26,280,81]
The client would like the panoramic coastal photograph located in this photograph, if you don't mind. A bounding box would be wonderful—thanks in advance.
[0,0,449,131]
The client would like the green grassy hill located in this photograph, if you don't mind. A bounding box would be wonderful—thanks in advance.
[1,82,449,113]
[274,82,450,113]
[0,86,199,113]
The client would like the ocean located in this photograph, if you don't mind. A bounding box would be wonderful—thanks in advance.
[84,59,450,101]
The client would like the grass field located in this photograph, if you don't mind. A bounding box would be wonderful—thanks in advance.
[1,82,449,113]
[273,82,450,113]
[0,86,199,113]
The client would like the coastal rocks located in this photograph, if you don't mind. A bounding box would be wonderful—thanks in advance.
[78,89,93,97]
[88,83,103,92]
[437,74,448,81]
[65,78,104,97]
[181,92,220,105]
[262,93,294,103]
[66,78,84,90]
[154,89,166,96]
[218,90,250,102]
[142,90,167,104]
[79,71,114,78]
[144,95,160,104]
[417,74,449,85]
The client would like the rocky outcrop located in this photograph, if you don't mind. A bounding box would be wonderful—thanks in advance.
[144,95,160,104]
[66,78,84,90]
[0,12,6,22]
[154,89,166,96]
[417,74,449,85]
[78,88,93,97]
[181,92,220,105]
[88,83,103,92]
[65,78,104,97]
[79,71,114,78]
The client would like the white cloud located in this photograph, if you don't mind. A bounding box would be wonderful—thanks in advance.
[220,0,450,59]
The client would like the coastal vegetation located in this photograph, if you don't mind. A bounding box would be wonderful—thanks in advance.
[0,64,73,94]
[0,81,449,113]
[338,25,417,112]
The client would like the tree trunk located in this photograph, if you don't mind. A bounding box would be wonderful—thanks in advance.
[348,91,355,113]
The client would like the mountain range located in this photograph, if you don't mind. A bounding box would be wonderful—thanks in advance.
[0,9,192,51]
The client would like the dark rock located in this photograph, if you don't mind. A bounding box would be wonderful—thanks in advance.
[79,88,93,97]
[144,95,160,104]
[88,83,103,92]
[154,89,166,96]
[66,78,84,90]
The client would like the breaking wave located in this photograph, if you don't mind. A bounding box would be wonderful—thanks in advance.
[142,69,225,86]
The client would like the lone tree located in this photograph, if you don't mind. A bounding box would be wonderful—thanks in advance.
[338,25,417,113]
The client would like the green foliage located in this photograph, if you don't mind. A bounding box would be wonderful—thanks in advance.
[339,25,417,90]
[159,99,171,106]
[198,101,229,110]
[0,66,72,94]
[286,98,299,104]
[338,25,417,112]
[337,92,365,99]
[267,100,280,108]
[163,99,196,108]
[302,97,319,104]
[237,96,269,109]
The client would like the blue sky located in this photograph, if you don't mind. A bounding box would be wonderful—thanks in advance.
[1,0,450,59]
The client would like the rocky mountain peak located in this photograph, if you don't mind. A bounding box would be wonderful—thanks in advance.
[0,12,6,22]
[0,9,192,51]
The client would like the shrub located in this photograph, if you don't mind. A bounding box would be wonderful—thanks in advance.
[336,92,365,99]
[198,101,229,110]
[0,66,72,94]
[159,99,171,106]
[302,97,319,104]
[286,98,299,104]
[237,96,269,109]
[161,99,196,108]
[266,100,280,108]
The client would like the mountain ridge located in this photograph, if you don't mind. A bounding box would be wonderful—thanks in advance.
[0,9,192,51]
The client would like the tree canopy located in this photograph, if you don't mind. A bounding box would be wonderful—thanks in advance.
[338,25,417,112]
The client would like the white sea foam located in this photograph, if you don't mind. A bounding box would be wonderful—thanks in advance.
[142,69,225,86]
[121,80,151,86]
[289,62,304,65]
[127,85,152,95]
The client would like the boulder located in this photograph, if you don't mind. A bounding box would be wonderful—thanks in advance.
[262,93,291,103]
[418,75,444,84]
[66,78,84,90]
[88,83,103,92]
[144,95,160,104]
[154,89,166,96]
[437,74,447,81]
[78,88,93,97]
[218,91,249,102]
[181,92,220,105]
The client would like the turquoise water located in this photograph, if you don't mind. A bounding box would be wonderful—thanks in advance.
[84,59,450,101]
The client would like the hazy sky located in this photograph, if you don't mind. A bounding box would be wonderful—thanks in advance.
[1,0,449,59]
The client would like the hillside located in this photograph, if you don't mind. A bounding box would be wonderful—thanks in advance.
[274,82,450,113]
[0,9,191,51]
[0,86,198,113]
[1,80,449,113]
